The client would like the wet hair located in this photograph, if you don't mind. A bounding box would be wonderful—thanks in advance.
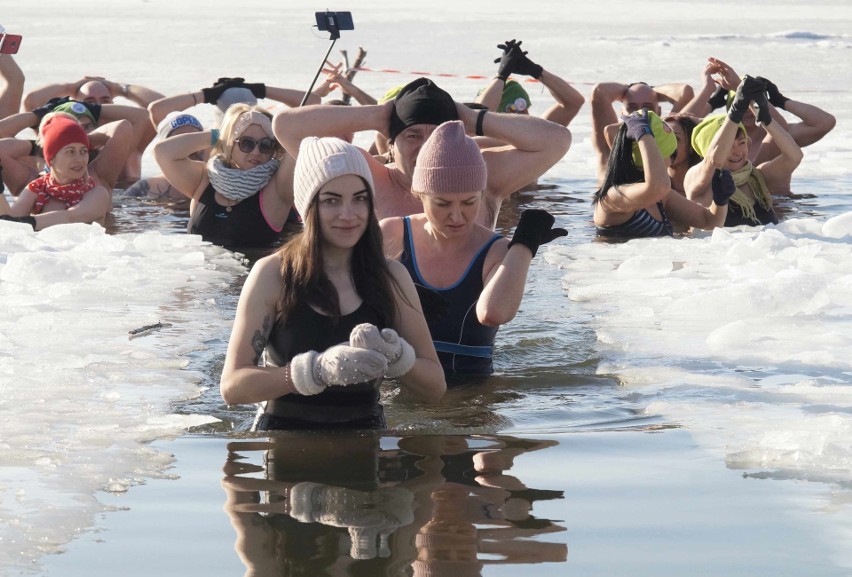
[593,124,643,206]
[274,180,403,328]
[665,113,703,168]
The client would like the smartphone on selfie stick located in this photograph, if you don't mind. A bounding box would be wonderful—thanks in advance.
[299,11,355,106]
[0,34,22,55]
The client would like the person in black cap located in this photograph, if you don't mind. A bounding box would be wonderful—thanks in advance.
[274,77,571,229]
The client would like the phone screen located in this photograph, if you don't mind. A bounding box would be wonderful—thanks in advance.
[314,11,354,32]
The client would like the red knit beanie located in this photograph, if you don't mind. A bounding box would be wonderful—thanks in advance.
[41,115,90,167]
[412,120,486,194]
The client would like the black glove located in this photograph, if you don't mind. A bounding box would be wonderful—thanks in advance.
[711,169,736,206]
[508,209,567,258]
[727,75,763,124]
[80,101,102,123]
[494,39,523,81]
[707,85,728,110]
[0,214,37,230]
[622,108,653,141]
[29,140,43,157]
[509,44,543,79]
[201,77,246,104]
[414,284,449,322]
[31,96,70,119]
[752,90,772,126]
[243,82,266,99]
[756,76,788,110]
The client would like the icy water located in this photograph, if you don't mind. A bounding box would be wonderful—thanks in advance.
[3,0,852,574]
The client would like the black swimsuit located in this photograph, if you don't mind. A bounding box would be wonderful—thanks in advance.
[259,302,385,430]
[188,183,284,249]
[400,217,502,376]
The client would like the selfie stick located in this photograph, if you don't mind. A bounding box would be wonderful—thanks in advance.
[300,12,346,107]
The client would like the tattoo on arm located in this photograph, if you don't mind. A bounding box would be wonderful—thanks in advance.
[123,179,151,198]
[251,314,273,365]
[123,179,175,200]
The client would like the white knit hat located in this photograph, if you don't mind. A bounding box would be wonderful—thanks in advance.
[293,137,374,218]
[212,87,257,125]
[156,111,203,142]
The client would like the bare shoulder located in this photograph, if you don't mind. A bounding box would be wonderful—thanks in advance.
[483,233,510,277]
[245,253,283,291]
[379,214,404,235]
[386,259,419,304]
[386,258,412,281]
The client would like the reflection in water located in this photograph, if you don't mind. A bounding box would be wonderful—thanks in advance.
[222,433,567,576]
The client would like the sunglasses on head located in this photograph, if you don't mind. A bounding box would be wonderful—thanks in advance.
[235,136,277,155]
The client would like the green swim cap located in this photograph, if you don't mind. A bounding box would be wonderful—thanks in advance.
[498,79,531,113]
[52,101,97,127]
[631,110,677,167]
[378,84,404,104]
[690,113,746,158]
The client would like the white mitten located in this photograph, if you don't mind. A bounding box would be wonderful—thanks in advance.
[349,323,416,378]
[289,344,388,396]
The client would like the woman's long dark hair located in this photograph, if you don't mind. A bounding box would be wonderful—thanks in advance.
[274,179,402,328]
[665,113,703,169]
[593,124,644,205]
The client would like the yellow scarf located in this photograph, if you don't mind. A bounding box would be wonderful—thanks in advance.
[730,162,772,224]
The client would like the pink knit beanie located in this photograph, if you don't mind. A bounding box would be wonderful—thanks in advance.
[411,121,486,194]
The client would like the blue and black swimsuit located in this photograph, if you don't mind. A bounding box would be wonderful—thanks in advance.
[400,216,502,376]
[596,201,674,238]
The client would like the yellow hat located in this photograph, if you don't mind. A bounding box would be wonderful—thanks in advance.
[631,110,677,167]
[690,113,746,158]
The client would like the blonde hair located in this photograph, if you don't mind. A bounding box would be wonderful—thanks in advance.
[36,111,83,145]
[212,103,276,167]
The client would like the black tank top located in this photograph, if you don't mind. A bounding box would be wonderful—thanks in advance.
[188,183,284,249]
[400,216,502,376]
[261,301,385,429]
[725,201,779,226]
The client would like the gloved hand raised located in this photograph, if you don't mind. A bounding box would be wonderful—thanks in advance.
[201,77,246,104]
[289,344,387,396]
[508,209,567,258]
[727,75,763,124]
[243,82,267,99]
[756,76,789,109]
[350,323,416,378]
[494,39,523,81]
[711,168,736,206]
[507,42,543,79]
[31,96,71,119]
[622,108,653,141]
[752,89,772,126]
[707,85,728,110]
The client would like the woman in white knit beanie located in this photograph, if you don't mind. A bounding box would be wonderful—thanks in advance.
[221,136,445,430]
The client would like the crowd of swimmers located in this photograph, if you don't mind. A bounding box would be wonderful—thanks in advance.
[0,31,836,430]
